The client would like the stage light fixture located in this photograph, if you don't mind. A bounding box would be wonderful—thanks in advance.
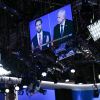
[41,72,47,77]
[5,89,10,93]
[23,85,28,89]
[15,86,20,91]
[87,20,100,41]
[98,74,100,80]
[70,69,75,74]
[65,79,69,82]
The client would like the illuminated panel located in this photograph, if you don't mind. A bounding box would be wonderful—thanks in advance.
[87,20,100,41]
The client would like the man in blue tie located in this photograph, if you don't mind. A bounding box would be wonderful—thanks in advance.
[31,19,51,51]
[53,9,73,49]
[53,9,74,59]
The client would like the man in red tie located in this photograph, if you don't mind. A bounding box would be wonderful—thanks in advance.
[31,19,51,51]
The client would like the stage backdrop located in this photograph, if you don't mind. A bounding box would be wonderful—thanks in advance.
[18,89,55,100]
[18,89,100,100]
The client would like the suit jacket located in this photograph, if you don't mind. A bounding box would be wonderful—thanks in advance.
[53,19,73,49]
[31,31,51,50]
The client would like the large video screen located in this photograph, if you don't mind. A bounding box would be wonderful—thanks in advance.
[29,4,75,60]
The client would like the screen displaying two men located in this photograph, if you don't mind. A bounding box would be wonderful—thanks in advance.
[29,4,75,60]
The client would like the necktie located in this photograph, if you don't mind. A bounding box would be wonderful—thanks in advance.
[39,33,42,49]
[61,25,64,37]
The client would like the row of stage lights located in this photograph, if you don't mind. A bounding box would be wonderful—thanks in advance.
[0,84,46,96]
[42,69,76,77]
[0,85,27,94]
[41,68,76,83]
[41,68,100,84]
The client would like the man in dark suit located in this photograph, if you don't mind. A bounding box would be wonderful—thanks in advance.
[53,9,73,49]
[31,19,51,51]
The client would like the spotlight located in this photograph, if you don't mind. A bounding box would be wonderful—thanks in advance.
[15,86,19,91]
[65,79,69,82]
[5,89,9,93]
[41,72,47,77]
[23,85,28,89]
[70,69,75,74]
[98,74,100,80]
